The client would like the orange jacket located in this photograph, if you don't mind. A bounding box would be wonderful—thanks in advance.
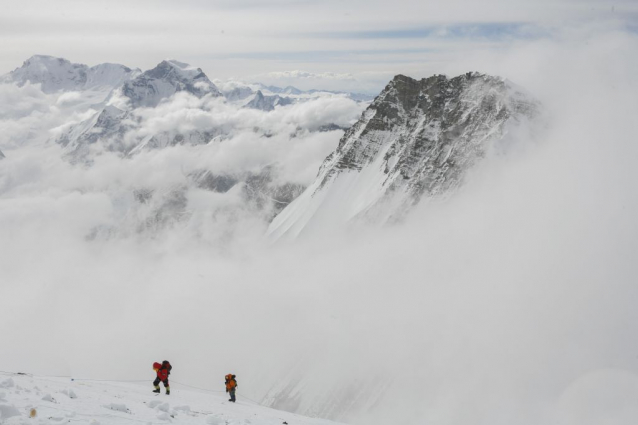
[225,374,237,391]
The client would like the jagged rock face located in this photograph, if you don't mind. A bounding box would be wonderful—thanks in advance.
[244,90,294,111]
[121,60,221,108]
[268,72,539,239]
[0,55,138,93]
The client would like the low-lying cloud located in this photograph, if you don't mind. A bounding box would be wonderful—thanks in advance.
[264,70,356,80]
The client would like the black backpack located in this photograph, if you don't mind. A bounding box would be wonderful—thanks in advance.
[162,361,172,375]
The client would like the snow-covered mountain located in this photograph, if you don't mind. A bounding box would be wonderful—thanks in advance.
[268,72,540,239]
[215,80,374,105]
[243,90,294,111]
[52,57,364,162]
[56,60,224,158]
[0,372,347,425]
[262,85,304,95]
[57,104,134,156]
[0,149,5,159]
[0,55,139,93]
[258,84,374,102]
[120,60,222,108]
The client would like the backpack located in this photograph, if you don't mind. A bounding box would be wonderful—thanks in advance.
[162,361,172,375]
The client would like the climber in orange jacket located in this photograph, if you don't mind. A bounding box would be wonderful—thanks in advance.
[225,374,237,402]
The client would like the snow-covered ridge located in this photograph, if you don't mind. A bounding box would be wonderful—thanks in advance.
[0,55,140,93]
[120,59,222,108]
[214,80,374,104]
[50,57,362,160]
[243,90,294,111]
[268,72,540,240]
[0,372,348,425]
[55,59,225,158]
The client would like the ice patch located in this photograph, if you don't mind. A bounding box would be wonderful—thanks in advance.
[147,400,163,408]
[60,389,77,398]
[41,393,56,402]
[104,403,130,413]
[156,402,170,412]
[206,416,228,425]
[0,403,21,419]
[157,411,173,421]
[0,378,15,388]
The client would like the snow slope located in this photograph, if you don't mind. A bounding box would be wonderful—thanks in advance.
[0,372,347,425]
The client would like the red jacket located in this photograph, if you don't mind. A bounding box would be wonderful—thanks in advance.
[153,362,170,380]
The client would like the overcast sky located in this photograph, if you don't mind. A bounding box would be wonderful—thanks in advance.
[1,0,637,92]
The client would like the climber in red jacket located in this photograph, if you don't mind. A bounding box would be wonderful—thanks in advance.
[152,360,172,395]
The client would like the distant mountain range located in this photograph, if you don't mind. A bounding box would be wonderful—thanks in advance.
[0,55,139,93]
[1,55,540,240]
[0,55,369,158]
[1,55,363,228]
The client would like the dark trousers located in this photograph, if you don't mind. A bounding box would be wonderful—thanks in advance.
[228,388,236,402]
[153,378,169,388]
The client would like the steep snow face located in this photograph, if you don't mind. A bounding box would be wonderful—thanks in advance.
[0,55,138,93]
[268,72,540,240]
[120,60,222,108]
[0,149,5,159]
[0,372,347,425]
[57,105,133,157]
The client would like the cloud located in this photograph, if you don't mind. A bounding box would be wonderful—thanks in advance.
[0,81,366,250]
[0,83,101,148]
[121,91,364,182]
[264,70,356,81]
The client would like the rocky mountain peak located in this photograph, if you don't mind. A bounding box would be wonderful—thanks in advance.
[120,59,221,108]
[268,71,540,239]
[243,90,294,111]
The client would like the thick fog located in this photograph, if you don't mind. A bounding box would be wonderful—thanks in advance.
[2,25,638,425]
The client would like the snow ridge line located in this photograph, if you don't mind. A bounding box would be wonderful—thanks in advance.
[0,370,263,406]
[6,398,169,425]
